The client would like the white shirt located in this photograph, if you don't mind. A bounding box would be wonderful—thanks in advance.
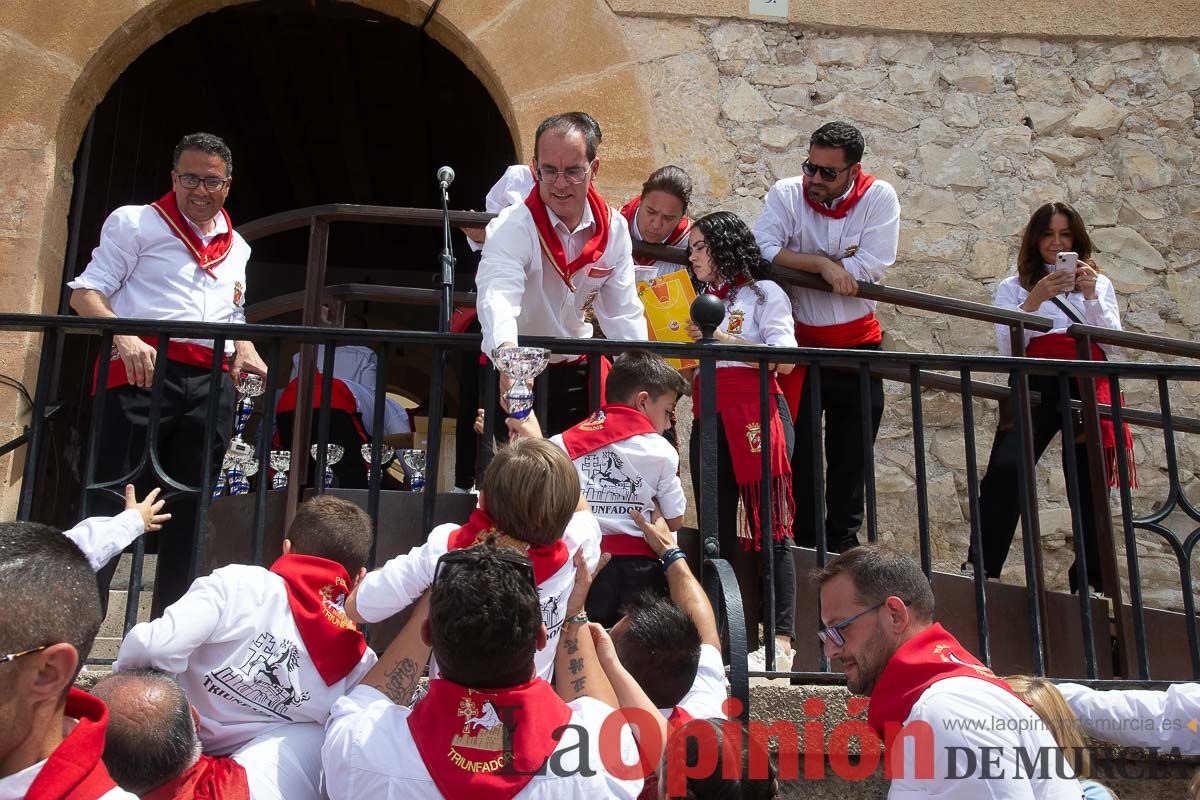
[713,280,798,370]
[753,176,900,326]
[231,722,326,800]
[114,564,377,755]
[63,509,144,571]
[548,431,686,538]
[322,684,643,800]
[352,510,602,680]
[465,165,537,253]
[1058,682,1200,755]
[992,272,1123,356]
[68,203,251,355]
[889,676,1082,798]
[477,197,648,360]
[0,760,136,799]
[287,346,410,436]
[657,644,728,721]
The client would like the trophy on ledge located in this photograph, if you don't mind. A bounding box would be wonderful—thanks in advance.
[494,346,550,420]
[401,448,426,492]
[360,443,395,484]
[228,455,258,497]
[310,443,345,489]
[213,372,266,498]
[270,450,291,490]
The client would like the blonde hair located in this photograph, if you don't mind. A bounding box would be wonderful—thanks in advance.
[481,438,580,546]
[1005,675,1095,780]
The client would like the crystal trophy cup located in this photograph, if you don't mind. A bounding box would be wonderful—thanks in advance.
[360,443,395,484]
[270,450,291,490]
[401,449,426,492]
[494,347,550,420]
[215,373,266,498]
[229,455,259,496]
[311,443,345,489]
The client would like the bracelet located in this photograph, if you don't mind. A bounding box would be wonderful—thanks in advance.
[565,612,589,626]
[660,548,687,571]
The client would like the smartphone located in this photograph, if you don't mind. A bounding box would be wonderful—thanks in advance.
[1055,251,1078,275]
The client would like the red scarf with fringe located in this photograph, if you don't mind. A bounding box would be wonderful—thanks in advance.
[777,313,883,423]
[620,195,690,266]
[149,191,234,274]
[804,173,876,220]
[24,690,120,800]
[692,367,793,549]
[524,183,610,291]
[447,508,569,585]
[268,554,367,685]
[1025,333,1137,488]
[142,755,249,800]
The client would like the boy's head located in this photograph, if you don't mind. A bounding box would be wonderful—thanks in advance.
[480,437,579,546]
[610,592,702,709]
[284,495,374,575]
[604,350,690,434]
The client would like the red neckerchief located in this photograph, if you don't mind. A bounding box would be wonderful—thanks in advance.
[142,755,250,800]
[803,172,876,220]
[866,624,1022,747]
[559,404,658,460]
[690,368,793,550]
[524,182,610,291]
[25,690,120,800]
[447,508,569,586]
[149,191,234,275]
[268,554,367,685]
[702,274,750,301]
[1025,333,1137,488]
[620,195,690,267]
[407,676,573,800]
[638,709,698,800]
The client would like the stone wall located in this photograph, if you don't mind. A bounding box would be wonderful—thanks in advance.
[619,16,1200,609]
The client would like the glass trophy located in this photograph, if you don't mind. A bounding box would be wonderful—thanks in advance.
[493,347,550,420]
[310,443,345,489]
[270,450,291,490]
[401,449,426,492]
[229,455,258,496]
[360,443,395,484]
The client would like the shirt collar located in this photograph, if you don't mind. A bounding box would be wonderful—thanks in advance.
[546,200,595,237]
[824,178,856,210]
[184,210,228,242]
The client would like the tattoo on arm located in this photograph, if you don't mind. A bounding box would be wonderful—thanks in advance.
[565,637,579,655]
[568,657,584,675]
[571,676,586,693]
[381,657,421,706]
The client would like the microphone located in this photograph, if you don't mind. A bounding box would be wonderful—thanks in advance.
[437,166,455,189]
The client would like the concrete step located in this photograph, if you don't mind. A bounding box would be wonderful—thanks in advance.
[109,552,156,590]
[99,588,153,639]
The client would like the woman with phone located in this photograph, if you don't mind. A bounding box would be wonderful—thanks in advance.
[965,201,1129,595]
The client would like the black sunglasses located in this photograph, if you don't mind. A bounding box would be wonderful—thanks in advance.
[433,544,536,590]
[801,161,854,182]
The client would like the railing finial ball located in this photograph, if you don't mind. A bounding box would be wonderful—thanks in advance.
[691,294,725,342]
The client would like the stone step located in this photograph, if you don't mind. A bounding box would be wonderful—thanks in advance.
[99,588,153,639]
[89,636,121,663]
[109,552,157,590]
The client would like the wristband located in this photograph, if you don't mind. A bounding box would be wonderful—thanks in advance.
[565,612,589,626]
[660,548,687,571]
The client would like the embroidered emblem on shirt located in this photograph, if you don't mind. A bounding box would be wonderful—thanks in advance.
[746,422,762,454]
[453,694,506,755]
[319,578,357,631]
[233,281,245,305]
[581,287,602,322]
[934,643,996,678]
[842,244,859,258]
[202,632,311,720]
[579,409,607,431]
[727,309,746,335]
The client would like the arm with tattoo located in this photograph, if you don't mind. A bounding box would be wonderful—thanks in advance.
[361,591,431,706]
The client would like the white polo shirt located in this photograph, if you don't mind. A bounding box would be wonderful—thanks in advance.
[711,280,798,370]
[68,203,251,355]
[657,644,728,721]
[753,176,899,327]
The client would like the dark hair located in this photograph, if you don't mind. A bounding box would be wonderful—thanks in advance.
[692,211,772,305]
[481,437,579,546]
[92,669,198,795]
[172,132,233,177]
[641,165,693,214]
[605,350,691,405]
[1017,202,1094,291]
[430,543,541,687]
[534,112,602,163]
[0,522,100,675]
[662,719,781,799]
[286,495,374,575]
[612,592,701,708]
[811,543,935,622]
[809,121,865,165]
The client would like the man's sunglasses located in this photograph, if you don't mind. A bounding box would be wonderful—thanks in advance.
[801,161,854,182]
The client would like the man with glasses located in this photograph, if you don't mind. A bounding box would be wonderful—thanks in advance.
[813,544,1081,798]
[477,112,647,436]
[753,121,900,556]
[68,132,267,616]
[0,521,137,798]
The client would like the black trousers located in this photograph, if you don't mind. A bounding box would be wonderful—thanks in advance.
[969,374,1102,593]
[791,344,885,553]
[275,410,370,489]
[454,350,483,490]
[689,394,797,638]
[586,556,669,628]
[93,361,234,618]
[493,360,591,440]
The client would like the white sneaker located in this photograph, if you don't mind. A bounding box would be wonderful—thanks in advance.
[774,648,795,672]
[747,647,767,672]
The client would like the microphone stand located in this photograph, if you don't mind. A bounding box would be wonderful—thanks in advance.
[437,178,455,334]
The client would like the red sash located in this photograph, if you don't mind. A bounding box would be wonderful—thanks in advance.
[268,554,367,685]
[524,183,611,291]
[804,173,876,220]
[447,508,569,586]
[1025,333,1137,487]
[560,404,657,460]
[276,373,369,442]
[866,624,1022,746]
[620,196,690,267]
[93,337,228,393]
[25,690,120,800]
[778,313,884,423]
[451,306,479,334]
[149,191,234,274]
[407,676,573,800]
[692,367,793,549]
[142,755,250,800]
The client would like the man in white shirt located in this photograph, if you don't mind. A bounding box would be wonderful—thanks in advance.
[477,112,648,436]
[753,121,900,554]
[814,543,1081,798]
[1057,682,1200,755]
[0,521,136,800]
[68,132,268,616]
